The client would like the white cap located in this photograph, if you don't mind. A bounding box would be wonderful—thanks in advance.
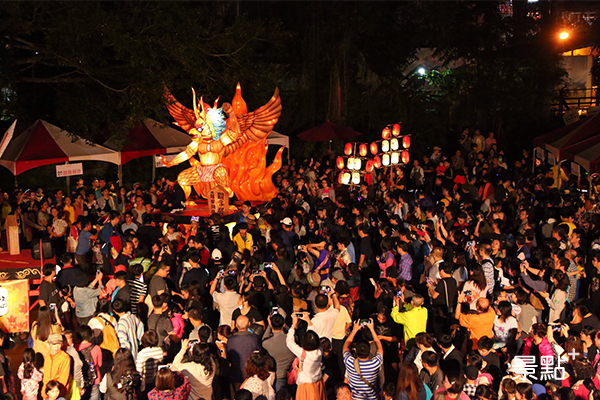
[212,248,222,261]
[281,217,293,226]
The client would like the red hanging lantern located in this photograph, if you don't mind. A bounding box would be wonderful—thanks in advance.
[336,156,344,170]
[392,123,401,137]
[338,173,344,185]
[382,127,391,140]
[402,150,410,164]
[373,156,381,169]
[370,142,378,155]
[359,144,368,157]
[402,135,411,149]
[344,143,353,156]
[366,160,374,173]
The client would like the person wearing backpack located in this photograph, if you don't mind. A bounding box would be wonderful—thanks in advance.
[88,299,120,356]
[76,325,102,400]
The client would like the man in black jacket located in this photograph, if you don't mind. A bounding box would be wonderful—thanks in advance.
[161,175,186,213]
[438,334,464,375]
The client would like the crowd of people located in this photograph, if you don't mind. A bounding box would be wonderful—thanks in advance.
[0,126,599,400]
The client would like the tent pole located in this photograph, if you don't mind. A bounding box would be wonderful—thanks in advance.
[65,162,70,195]
[152,157,156,181]
[118,164,123,186]
[14,175,17,188]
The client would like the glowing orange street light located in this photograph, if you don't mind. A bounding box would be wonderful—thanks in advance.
[559,31,569,40]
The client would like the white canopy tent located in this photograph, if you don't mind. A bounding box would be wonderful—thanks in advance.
[266,131,289,148]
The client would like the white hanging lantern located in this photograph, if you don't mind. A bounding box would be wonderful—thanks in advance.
[382,140,390,153]
[346,158,354,170]
[391,138,399,151]
[352,172,360,185]
[382,154,390,166]
[391,152,400,165]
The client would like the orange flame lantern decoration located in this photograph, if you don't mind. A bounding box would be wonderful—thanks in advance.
[336,157,345,170]
[392,123,401,137]
[403,136,411,149]
[216,84,283,201]
[359,144,367,157]
[344,143,353,156]
[402,150,410,164]
[370,142,378,155]
[382,127,391,140]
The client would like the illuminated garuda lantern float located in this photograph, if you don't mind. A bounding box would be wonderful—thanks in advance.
[162,84,283,201]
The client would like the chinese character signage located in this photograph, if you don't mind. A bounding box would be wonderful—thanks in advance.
[208,187,229,216]
[56,163,83,178]
[0,280,29,333]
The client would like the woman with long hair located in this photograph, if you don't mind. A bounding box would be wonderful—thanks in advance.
[287,314,326,400]
[240,353,275,400]
[540,269,569,323]
[493,301,519,351]
[434,370,466,400]
[173,340,216,400]
[460,263,488,310]
[100,348,141,400]
[292,214,306,239]
[147,366,191,400]
[30,306,63,364]
[396,362,430,400]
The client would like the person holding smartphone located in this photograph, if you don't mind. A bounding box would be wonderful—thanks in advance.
[342,319,384,400]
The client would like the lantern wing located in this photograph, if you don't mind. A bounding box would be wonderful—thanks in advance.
[164,88,199,133]
[224,88,281,157]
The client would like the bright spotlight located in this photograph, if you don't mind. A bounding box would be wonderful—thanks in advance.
[559,31,569,40]
[417,67,426,76]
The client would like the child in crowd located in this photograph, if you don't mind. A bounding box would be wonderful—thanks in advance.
[45,380,65,400]
[17,349,43,400]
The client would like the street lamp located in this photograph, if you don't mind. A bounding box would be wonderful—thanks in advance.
[559,31,569,40]
[417,67,426,76]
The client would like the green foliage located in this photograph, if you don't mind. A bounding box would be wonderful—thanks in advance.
[0,2,288,140]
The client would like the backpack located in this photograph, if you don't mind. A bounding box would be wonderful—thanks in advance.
[80,345,97,387]
[96,316,120,355]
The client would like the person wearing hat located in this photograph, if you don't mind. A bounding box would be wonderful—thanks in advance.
[42,333,71,398]
[279,217,298,262]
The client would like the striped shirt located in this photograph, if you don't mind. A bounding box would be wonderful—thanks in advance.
[127,279,148,316]
[136,346,164,388]
[117,312,144,359]
[344,352,383,400]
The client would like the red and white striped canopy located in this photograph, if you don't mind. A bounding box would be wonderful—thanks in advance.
[0,120,120,175]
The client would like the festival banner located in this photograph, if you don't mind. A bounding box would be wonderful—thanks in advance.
[0,279,30,333]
